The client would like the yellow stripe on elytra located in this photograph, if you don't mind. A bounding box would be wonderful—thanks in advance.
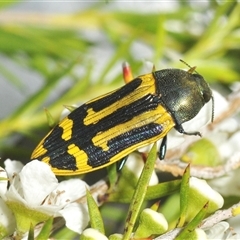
[41,156,51,164]
[31,128,55,159]
[67,143,88,162]
[85,72,156,105]
[31,145,48,159]
[32,118,73,159]
[91,105,174,151]
[59,118,73,141]
[84,73,156,126]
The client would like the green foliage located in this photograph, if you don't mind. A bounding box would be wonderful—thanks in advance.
[123,143,157,240]
[36,218,54,240]
[86,189,105,234]
[178,165,190,227]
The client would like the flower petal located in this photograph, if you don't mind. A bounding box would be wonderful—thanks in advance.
[43,178,89,209]
[0,166,8,197]
[19,160,58,205]
[0,198,16,237]
[205,221,230,239]
[5,174,26,204]
[4,159,24,183]
[59,202,89,234]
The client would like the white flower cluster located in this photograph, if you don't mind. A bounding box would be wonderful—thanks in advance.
[0,159,91,238]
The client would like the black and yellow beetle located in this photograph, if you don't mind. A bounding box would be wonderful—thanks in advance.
[31,61,213,175]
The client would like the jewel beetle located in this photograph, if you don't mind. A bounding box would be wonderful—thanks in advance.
[31,61,213,175]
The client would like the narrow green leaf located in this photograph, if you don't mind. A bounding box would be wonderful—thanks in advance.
[36,218,53,240]
[107,163,119,190]
[107,166,138,203]
[145,179,181,201]
[177,164,190,227]
[27,223,34,240]
[51,226,77,239]
[63,105,78,113]
[44,108,56,128]
[150,201,161,212]
[176,202,209,240]
[86,188,105,234]
[123,143,157,240]
[109,177,181,203]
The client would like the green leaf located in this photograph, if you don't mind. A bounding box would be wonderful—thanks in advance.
[123,143,157,240]
[107,163,119,190]
[176,202,208,240]
[177,164,190,227]
[146,179,181,201]
[44,108,56,128]
[109,176,181,203]
[27,224,34,240]
[107,166,138,203]
[36,217,53,240]
[51,226,78,239]
[86,189,105,234]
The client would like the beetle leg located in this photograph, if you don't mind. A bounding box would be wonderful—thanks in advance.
[117,155,129,172]
[175,124,202,137]
[159,135,167,160]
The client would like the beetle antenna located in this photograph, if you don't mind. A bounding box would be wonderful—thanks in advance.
[180,59,199,74]
[211,96,214,122]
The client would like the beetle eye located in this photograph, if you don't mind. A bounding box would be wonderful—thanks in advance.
[202,91,212,103]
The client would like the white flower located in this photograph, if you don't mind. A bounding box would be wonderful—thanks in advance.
[1,159,90,235]
[0,166,16,238]
[205,91,239,160]
[209,168,240,197]
[205,221,240,239]
[228,215,240,238]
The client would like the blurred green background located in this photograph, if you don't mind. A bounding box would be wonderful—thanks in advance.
[0,1,239,237]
